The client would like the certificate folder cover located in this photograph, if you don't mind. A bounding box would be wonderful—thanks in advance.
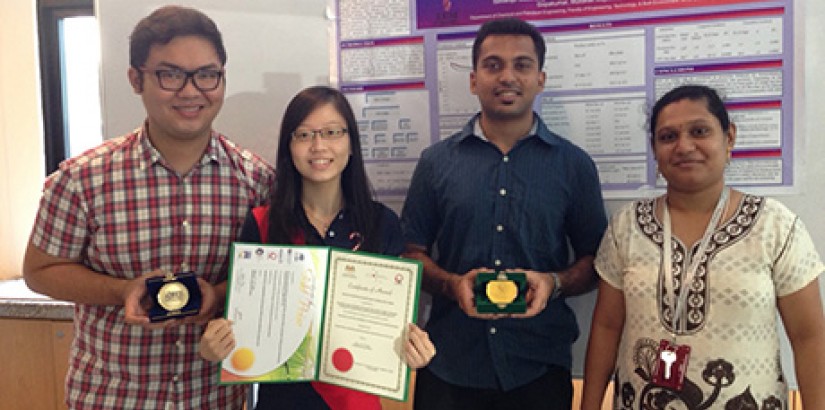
[219,243,422,401]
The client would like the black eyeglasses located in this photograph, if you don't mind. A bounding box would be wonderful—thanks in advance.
[291,127,348,143]
[142,67,224,92]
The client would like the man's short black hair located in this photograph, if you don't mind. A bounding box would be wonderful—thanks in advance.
[129,5,227,69]
[472,18,546,70]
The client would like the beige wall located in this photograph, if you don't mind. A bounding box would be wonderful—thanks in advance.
[0,0,43,280]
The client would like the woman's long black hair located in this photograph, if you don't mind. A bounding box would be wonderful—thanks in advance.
[266,86,382,252]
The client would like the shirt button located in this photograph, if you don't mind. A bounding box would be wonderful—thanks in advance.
[496,224,504,232]
[172,374,179,382]
[329,230,336,237]
[490,327,497,334]
[503,156,509,163]
[182,220,189,228]
[176,340,183,349]
[494,259,501,267]
[499,188,507,196]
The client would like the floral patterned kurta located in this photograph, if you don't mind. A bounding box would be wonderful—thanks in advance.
[595,194,823,409]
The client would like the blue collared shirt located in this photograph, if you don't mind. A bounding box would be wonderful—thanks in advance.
[401,113,607,390]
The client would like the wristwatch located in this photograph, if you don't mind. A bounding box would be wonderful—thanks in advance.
[549,271,562,301]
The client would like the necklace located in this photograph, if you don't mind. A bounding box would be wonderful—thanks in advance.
[661,187,729,335]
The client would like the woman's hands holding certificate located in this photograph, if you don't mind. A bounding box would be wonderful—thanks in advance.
[403,323,436,369]
[199,318,235,362]
[200,319,436,369]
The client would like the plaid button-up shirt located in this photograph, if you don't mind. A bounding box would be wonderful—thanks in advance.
[31,127,274,409]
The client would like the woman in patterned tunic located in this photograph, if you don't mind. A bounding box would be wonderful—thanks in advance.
[581,85,825,409]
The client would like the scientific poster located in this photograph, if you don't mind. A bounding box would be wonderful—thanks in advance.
[334,0,794,199]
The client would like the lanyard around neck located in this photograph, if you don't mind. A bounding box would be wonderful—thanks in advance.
[662,187,729,335]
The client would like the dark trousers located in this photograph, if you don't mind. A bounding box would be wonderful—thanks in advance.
[413,366,573,410]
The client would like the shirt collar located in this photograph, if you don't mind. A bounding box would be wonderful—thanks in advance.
[458,113,559,147]
[136,123,225,169]
[471,116,538,142]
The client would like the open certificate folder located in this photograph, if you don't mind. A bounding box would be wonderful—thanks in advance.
[219,243,422,401]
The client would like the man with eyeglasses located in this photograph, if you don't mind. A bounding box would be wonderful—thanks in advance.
[23,6,274,409]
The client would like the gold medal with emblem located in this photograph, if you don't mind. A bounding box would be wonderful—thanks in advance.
[157,278,190,311]
[486,272,519,308]
[146,270,201,322]
[475,271,527,313]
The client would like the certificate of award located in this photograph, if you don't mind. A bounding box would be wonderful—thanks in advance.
[219,243,422,401]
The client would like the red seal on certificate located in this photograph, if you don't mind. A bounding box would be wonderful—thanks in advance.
[332,348,354,372]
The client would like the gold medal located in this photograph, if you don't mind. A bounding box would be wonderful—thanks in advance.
[157,281,190,311]
[486,279,518,307]
[475,271,526,314]
[146,271,201,322]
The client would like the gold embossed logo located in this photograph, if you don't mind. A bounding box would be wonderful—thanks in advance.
[157,281,189,311]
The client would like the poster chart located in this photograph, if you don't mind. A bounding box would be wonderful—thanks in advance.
[334,0,794,199]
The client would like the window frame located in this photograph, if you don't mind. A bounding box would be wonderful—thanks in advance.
[37,0,94,175]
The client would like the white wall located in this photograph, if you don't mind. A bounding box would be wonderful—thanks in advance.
[0,0,44,280]
[97,0,332,164]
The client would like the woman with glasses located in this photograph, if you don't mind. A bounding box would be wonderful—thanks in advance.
[199,86,436,409]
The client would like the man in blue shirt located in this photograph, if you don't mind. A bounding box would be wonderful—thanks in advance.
[401,17,607,410]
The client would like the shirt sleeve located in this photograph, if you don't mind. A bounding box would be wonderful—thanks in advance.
[595,225,624,290]
[378,204,405,257]
[565,150,608,258]
[771,205,824,297]
[30,168,88,259]
[400,149,438,249]
[251,164,275,207]
[594,204,634,291]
